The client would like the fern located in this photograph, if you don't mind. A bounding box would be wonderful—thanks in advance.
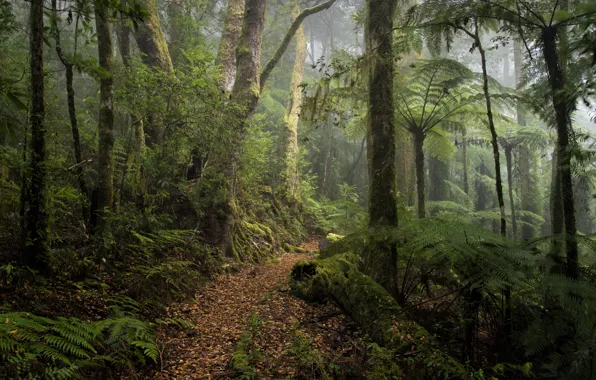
[0,312,160,379]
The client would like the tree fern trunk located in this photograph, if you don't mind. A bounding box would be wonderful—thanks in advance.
[413,130,425,219]
[541,26,579,279]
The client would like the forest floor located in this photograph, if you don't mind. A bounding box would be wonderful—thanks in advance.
[153,242,371,379]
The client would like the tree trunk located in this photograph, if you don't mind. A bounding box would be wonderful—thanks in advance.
[217,0,245,92]
[95,0,115,231]
[132,0,173,73]
[476,31,506,238]
[281,1,306,204]
[366,0,398,297]
[24,0,48,269]
[413,130,425,219]
[541,26,579,279]
[505,146,517,240]
[117,21,145,195]
[220,0,268,258]
[462,129,469,196]
[514,39,538,239]
[52,0,89,225]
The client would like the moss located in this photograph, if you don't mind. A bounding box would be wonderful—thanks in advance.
[290,255,474,379]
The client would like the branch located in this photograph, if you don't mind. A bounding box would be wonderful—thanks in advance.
[259,0,336,92]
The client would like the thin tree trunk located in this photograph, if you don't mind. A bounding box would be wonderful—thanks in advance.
[281,1,307,204]
[514,39,538,239]
[52,0,89,225]
[505,146,517,240]
[474,28,506,238]
[24,0,48,269]
[462,129,469,195]
[366,0,398,298]
[541,26,579,279]
[413,130,425,219]
[347,137,366,185]
[95,0,115,231]
[217,0,245,91]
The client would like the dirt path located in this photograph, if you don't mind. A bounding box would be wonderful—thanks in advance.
[155,253,368,379]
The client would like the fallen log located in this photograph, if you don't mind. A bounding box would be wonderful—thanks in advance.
[289,254,474,379]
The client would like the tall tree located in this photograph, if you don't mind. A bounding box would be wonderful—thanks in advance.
[218,0,245,92]
[24,0,48,269]
[366,0,398,297]
[95,0,115,231]
[132,0,173,73]
[51,0,89,225]
[281,1,307,204]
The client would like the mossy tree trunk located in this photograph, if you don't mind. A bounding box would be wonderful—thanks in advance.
[95,0,115,231]
[281,2,307,205]
[132,0,173,146]
[541,25,579,279]
[221,0,268,257]
[218,0,245,92]
[24,0,48,269]
[366,0,399,297]
[117,21,145,195]
[133,0,173,73]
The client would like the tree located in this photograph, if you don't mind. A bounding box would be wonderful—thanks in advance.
[95,0,115,231]
[281,1,307,205]
[51,0,89,225]
[24,0,48,269]
[394,59,478,219]
[218,0,245,92]
[366,0,399,297]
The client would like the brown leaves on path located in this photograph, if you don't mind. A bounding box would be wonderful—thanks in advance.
[154,252,369,379]
[155,254,308,379]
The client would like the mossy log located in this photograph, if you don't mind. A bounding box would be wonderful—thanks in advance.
[290,255,472,379]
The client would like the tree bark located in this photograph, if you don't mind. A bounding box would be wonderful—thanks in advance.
[366,0,398,298]
[95,0,115,231]
[221,0,268,258]
[282,1,307,204]
[413,130,426,219]
[541,26,579,279]
[24,0,48,269]
[217,0,245,92]
[462,129,469,195]
[52,0,89,225]
[133,0,173,73]
[505,146,518,240]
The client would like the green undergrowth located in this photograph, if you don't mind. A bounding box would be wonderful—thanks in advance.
[290,254,473,379]
[0,309,193,379]
[230,314,265,379]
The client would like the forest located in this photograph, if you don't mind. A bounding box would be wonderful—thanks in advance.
[0,0,595,378]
